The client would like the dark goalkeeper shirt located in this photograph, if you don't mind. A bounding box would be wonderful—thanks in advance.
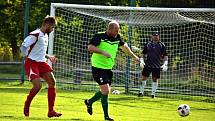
[142,40,167,68]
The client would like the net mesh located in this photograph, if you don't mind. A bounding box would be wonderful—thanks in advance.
[50,3,215,102]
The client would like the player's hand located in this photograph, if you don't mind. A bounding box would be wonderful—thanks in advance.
[23,56,27,60]
[161,61,168,71]
[139,58,145,69]
[161,65,168,71]
[102,52,111,58]
[48,55,57,64]
[23,56,27,63]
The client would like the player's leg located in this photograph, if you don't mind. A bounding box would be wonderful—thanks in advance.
[84,67,103,115]
[42,71,62,117]
[85,90,102,115]
[39,61,62,117]
[24,78,42,117]
[86,70,103,105]
[100,84,113,121]
[151,77,158,98]
[139,66,151,97]
[87,91,102,105]
[100,70,114,121]
[139,76,147,97]
[151,68,161,98]
[23,59,41,117]
[84,67,113,120]
[85,89,103,116]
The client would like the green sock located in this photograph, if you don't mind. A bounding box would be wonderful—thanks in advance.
[88,91,102,105]
[101,94,109,118]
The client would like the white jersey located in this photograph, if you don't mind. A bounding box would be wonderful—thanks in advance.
[22,29,48,62]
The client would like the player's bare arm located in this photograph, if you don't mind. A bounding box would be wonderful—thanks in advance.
[120,43,139,62]
[46,54,57,64]
[88,44,111,58]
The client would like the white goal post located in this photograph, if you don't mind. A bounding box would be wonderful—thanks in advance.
[49,3,215,102]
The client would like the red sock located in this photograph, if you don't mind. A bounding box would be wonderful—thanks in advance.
[48,87,56,112]
[24,88,39,108]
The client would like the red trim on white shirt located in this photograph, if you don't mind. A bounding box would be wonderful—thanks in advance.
[27,33,40,57]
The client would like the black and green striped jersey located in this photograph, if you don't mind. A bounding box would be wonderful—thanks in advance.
[89,32,125,69]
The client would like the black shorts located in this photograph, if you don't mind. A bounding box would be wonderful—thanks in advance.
[142,66,161,78]
[92,66,113,85]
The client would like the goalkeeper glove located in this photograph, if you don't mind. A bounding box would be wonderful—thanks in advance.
[139,58,145,69]
[161,61,168,71]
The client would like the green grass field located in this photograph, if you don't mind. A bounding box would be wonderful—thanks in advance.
[0,81,215,121]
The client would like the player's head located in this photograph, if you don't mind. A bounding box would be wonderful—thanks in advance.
[151,31,160,42]
[106,20,120,38]
[42,16,57,34]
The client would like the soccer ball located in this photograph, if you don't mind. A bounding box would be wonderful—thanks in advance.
[177,104,190,117]
[112,90,120,94]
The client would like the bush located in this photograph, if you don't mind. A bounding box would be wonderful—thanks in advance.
[0,45,13,61]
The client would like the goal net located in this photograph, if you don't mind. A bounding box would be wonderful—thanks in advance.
[49,3,215,102]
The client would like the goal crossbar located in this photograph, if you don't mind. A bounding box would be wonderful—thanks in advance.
[51,3,215,12]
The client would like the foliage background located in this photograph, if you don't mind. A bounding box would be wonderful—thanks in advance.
[0,0,214,61]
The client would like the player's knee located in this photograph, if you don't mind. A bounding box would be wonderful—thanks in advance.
[142,76,147,80]
[152,77,158,82]
[100,83,110,95]
[32,78,42,91]
[33,84,42,91]
[101,90,109,95]
[47,81,56,88]
[101,88,110,95]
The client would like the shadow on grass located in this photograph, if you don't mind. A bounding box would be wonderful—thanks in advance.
[109,96,215,112]
[191,107,215,111]
[0,87,29,94]
[0,87,50,94]
[110,95,178,104]
[0,115,91,121]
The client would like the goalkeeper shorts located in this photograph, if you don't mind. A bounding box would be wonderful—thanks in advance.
[142,66,161,78]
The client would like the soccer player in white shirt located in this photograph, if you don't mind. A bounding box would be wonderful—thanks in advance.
[20,16,62,117]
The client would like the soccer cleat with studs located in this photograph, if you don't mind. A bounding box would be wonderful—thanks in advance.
[48,110,62,118]
[84,99,93,115]
[24,107,29,117]
[138,92,144,97]
[105,117,114,121]
[151,95,155,99]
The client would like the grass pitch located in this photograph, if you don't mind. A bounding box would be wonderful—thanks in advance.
[0,81,214,121]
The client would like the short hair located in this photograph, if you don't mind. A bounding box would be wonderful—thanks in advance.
[42,16,57,26]
[108,20,119,29]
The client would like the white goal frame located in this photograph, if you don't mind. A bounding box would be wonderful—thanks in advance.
[49,3,215,57]
[49,3,215,102]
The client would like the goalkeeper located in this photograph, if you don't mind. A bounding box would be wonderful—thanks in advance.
[85,21,140,121]
[138,31,168,98]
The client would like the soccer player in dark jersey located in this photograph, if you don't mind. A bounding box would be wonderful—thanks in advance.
[138,31,168,98]
[84,21,140,121]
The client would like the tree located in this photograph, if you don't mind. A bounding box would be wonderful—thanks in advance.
[0,0,213,61]
[0,0,24,61]
[0,0,49,61]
